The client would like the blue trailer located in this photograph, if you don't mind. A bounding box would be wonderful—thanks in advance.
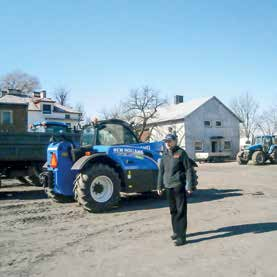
[40,119,198,212]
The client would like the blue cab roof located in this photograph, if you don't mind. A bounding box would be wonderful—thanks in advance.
[33,121,68,127]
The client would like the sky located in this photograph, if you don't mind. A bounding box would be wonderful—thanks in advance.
[0,0,277,117]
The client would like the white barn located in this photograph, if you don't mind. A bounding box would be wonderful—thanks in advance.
[147,96,242,160]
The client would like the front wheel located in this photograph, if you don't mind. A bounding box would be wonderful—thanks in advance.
[252,151,266,165]
[270,149,277,164]
[74,164,121,213]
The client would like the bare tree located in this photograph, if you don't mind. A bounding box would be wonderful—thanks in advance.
[123,86,167,140]
[100,104,125,120]
[54,87,70,106]
[75,103,85,123]
[0,70,41,95]
[257,106,277,135]
[99,86,167,140]
[230,92,259,141]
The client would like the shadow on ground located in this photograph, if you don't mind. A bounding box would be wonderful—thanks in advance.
[187,222,277,244]
[111,188,243,213]
[0,188,47,201]
[0,187,243,211]
[188,188,243,204]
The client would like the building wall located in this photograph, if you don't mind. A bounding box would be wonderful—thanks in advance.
[28,110,81,130]
[184,98,240,158]
[150,121,185,147]
[0,104,28,132]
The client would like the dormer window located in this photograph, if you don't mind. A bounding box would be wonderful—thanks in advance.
[43,104,52,114]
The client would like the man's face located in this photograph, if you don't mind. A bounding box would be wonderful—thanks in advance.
[165,139,177,150]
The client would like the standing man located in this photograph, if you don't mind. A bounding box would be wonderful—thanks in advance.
[157,134,192,246]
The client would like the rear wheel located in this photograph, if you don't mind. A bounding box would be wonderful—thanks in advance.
[74,164,121,213]
[252,151,266,165]
[236,152,248,165]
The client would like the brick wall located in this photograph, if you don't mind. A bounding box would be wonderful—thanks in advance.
[0,104,28,132]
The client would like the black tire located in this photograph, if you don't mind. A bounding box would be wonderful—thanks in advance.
[17,176,32,185]
[252,151,266,165]
[190,167,198,191]
[270,149,277,164]
[74,164,121,213]
[24,175,41,186]
[236,152,248,165]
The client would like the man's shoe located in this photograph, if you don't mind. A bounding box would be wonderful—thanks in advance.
[174,237,186,246]
[171,233,178,240]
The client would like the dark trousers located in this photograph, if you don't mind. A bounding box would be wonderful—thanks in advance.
[166,184,187,238]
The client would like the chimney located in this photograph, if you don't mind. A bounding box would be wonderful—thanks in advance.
[174,95,184,105]
[40,90,46,98]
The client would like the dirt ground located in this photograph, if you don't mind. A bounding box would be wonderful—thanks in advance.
[1,162,277,277]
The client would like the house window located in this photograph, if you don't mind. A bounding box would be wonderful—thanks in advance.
[224,141,231,150]
[43,104,52,114]
[65,114,70,119]
[194,141,203,151]
[1,111,13,124]
[216,121,222,127]
[204,121,211,127]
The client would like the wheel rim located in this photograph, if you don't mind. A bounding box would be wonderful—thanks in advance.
[257,153,264,163]
[90,176,114,203]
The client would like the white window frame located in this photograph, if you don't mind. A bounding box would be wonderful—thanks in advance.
[1,110,13,124]
[215,120,223,128]
[204,120,212,128]
[194,141,204,152]
[224,140,232,151]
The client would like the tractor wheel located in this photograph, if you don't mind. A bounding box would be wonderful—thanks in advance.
[74,164,121,213]
[270,149,277,164]
[236,152,248,165]
[23,175,41,186]
[252,151,266,165]
[190,167,198,191]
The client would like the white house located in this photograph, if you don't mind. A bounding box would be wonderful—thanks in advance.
[0,90,82,130]
[147,96,242,160]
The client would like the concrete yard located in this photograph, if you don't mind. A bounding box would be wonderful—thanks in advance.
[0,162,277,277]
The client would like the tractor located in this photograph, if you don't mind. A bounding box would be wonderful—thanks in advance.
[40,119,198,212]
[237,135,277,165]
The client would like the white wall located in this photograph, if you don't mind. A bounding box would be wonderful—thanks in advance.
[28,110,80,130]
[150,121,185,147]
[184,98,240,158]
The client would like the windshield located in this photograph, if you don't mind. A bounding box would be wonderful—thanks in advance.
[81,126,96,146]
[97,123,138,145]
[255,137,263,144]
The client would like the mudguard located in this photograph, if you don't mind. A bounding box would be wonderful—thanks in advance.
[71,153,110,171]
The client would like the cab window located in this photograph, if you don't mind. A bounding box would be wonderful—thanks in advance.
[97,124,138,145]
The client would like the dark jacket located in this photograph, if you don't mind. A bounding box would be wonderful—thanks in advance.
[157,146,192,190]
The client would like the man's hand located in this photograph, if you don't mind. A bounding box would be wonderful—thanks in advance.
[157,189,163,196]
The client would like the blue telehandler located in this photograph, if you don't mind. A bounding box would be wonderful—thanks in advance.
[40,119,198,212]
[237,135,277,165]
